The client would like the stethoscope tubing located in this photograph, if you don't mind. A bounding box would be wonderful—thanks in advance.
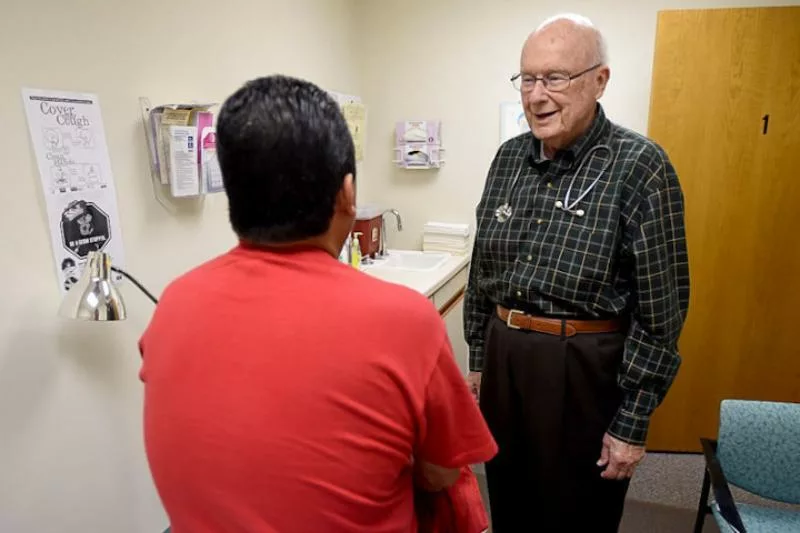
[494,143,614,222]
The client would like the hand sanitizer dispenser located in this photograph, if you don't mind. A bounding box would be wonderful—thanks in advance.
[350,232,363,269]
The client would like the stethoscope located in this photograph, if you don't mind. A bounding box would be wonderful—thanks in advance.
[494,144,614,222]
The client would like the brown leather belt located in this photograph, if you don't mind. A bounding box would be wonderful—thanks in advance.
[497,306,626,337]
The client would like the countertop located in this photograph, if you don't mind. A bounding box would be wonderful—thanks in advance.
[361,252,470,297]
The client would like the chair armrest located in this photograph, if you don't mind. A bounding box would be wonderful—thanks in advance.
[700,438,747,532]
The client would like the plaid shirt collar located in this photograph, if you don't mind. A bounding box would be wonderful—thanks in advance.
[529,103,611,167]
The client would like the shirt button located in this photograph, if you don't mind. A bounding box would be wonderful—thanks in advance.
[537,219,544,224]
[547,182,553,189]
[516,290,522,298]
[527,255,533,261]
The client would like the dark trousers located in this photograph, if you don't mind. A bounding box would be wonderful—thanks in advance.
[480,315,630,532]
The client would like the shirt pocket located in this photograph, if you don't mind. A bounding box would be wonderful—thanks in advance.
[546,217,619,298]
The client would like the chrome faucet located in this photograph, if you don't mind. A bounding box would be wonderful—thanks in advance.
[379,209,403,257]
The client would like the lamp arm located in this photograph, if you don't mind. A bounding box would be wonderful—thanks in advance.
[110,266,159,305]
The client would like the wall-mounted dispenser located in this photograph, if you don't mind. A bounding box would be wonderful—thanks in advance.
[393,120,445,170]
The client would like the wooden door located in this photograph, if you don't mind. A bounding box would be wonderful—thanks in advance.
[646,6,800,452]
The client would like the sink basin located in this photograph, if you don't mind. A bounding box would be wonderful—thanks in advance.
[363,250,450,272]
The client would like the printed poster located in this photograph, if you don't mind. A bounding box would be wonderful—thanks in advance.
[22,88,125,294]
[328,91,366,162]
[500,101,530,144]
[341,102,366,162]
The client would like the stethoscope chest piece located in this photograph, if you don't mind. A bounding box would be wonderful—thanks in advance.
[495,203,513,223]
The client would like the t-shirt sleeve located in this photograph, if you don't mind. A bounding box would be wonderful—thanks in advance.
[417,337,498,468]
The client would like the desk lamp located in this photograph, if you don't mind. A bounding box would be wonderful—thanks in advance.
[58,251,158,321]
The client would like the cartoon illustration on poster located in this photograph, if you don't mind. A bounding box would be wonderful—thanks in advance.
[22,88,125,294]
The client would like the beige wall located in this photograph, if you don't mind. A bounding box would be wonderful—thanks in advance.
[0,1,360,531]
[355,0,799,249]
[2,0,798,531]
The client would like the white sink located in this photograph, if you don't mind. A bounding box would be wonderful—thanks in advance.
[363,249,450,272]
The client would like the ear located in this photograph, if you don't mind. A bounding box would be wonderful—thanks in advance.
[336,173,356,216]
[594,65,611,100]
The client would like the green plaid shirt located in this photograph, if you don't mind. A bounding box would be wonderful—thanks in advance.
[464,105,690,445]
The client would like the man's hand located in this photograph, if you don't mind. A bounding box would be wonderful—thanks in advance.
[415,460,460,492]
[597,433,645,480]
[467,372,481,402]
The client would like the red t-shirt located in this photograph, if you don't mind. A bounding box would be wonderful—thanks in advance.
[139,244,497,533]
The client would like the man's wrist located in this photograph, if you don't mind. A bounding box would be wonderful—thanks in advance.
[468,345,484,373]
[607,408,650,446]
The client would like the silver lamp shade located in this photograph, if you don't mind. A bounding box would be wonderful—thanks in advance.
[59,251,127,321]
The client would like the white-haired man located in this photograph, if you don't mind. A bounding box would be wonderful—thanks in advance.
[464,14,690,531]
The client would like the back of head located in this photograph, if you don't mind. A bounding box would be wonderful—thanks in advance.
[216,75,356,244]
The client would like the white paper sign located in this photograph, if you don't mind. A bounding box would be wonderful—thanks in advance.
[22,88,126,294]
[168,125,200,197]
[500,101,530,144]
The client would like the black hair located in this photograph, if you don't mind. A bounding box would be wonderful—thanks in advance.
[216,75,356,244]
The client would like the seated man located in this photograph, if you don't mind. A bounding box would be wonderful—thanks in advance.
[139,75,497,533]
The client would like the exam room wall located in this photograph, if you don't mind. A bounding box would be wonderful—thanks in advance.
[354,0,799,249]
[0,1,360,531]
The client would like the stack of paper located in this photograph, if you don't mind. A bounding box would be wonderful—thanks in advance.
[423,222,471,255]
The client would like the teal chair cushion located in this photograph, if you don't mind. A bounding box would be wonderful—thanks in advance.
[713,502,800,533]
[716,400,800,504]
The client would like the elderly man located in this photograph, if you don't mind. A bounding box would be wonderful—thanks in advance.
[464,14,690,531]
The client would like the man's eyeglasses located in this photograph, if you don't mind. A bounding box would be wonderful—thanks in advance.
[511,63,603,93]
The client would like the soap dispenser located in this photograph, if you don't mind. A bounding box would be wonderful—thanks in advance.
[350,232,363,269]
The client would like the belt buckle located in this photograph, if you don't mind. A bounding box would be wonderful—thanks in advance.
[506,309,523,330]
